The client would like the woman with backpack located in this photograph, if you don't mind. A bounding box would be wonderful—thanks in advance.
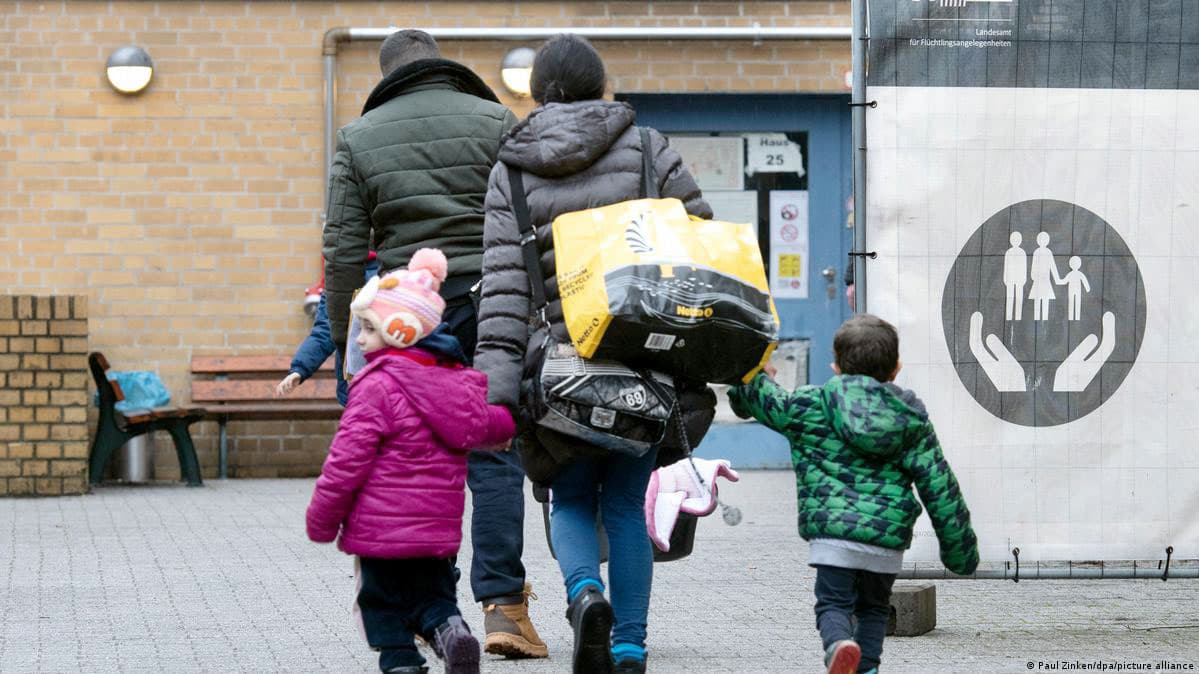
[473,35,711,674]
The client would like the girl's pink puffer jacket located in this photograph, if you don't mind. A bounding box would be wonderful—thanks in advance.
[305,347,514,559]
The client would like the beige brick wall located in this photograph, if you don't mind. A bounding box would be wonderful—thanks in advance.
[2,1,849,477]
[0,295,90,496]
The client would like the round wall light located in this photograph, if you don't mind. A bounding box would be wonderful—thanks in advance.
[500,46,536,98]
[106,45,154,94]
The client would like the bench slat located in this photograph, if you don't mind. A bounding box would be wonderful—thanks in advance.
[120,406,205,425]
[201,403,343,420]
[191,355,335,374]
[191,378,338,402]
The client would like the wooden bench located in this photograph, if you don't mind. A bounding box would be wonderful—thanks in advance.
[88,352,205,486]
[190,355,343,478]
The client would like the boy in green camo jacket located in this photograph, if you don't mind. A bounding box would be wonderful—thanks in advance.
[729,314,979,674]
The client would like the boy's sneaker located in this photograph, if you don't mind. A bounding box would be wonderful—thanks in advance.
[432,616,480,674]
[824,639,861,674]
[482,584,549,659]
[384,668,428,674]
[566,587,614,674]
[613,657,647,673]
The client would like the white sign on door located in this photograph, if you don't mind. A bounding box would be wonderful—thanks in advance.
[768,190,809,299]
[745,133,805,179]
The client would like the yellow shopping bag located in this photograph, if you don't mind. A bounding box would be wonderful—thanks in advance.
[553,197,779,385]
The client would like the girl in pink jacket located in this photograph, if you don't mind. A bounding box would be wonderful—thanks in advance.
[306,248,515,674]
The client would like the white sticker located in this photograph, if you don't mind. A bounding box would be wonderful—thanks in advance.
[618,386,647,411]
[644,333,676,351]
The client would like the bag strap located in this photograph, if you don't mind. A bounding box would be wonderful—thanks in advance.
[640,371,687,450]
[507,128,656,321]
[506,165,550,322]
[639,127,660,199]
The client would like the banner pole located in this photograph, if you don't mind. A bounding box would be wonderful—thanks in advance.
[851,0,869,314]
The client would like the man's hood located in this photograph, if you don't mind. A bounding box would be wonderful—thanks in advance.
[362,58,499,115]
[819,375,930,459]
[497,100,636,177]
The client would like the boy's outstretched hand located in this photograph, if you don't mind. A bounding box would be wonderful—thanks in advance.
[763,363,778,378]
[275,372,301,397]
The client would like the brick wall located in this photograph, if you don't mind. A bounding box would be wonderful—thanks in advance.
[0,295,90,496]
[2,1,850,478]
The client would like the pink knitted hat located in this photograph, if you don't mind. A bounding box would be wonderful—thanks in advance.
[350,248,448,349]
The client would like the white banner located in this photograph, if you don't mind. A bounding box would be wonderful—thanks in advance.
[867,0,1198,562]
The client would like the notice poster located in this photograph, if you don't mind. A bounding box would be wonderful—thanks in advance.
[867,0,1198,563]
[665,135,744,191]
[768,191,809,299]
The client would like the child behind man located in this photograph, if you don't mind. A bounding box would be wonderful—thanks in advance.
[729,314,979,674]
[306,249,516,674]
[277,253,379,406]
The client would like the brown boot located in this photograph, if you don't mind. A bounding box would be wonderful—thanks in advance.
[482,583,549,659]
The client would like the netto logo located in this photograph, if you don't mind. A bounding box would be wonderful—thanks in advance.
[578,317,602,343]
[676,305,714,318]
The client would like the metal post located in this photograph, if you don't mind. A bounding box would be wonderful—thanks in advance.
[218,419,228,480]
[322,53,336,204]
[900,560,1198,581]
[850,0,869,313]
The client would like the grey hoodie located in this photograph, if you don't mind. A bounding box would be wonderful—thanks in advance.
[473,100,712,408]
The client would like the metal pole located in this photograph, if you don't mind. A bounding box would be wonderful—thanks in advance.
[346,25,851,42]
[322,53,336,211]
[901,563,1197,581]
[218,420,228,480]
[850,0,869,314]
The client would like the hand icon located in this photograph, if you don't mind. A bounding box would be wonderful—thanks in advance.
[969,312,1027,392]
[1052,312,1116,392]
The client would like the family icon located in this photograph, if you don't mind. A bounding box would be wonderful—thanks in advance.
[1003,231,1090,322]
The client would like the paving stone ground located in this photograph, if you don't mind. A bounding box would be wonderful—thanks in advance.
[2,472,1197,673]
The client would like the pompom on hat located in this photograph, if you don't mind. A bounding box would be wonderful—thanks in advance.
[350,248,448,349]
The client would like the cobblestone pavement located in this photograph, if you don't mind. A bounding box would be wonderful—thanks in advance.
[2,472,1197,673]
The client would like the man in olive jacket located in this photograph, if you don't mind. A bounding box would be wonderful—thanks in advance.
[321,30,547,659]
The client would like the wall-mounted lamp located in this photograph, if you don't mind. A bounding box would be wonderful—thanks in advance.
[106,46,154,94]
[500,46,535,98]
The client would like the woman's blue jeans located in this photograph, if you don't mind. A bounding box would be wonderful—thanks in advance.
[549,447,658,649]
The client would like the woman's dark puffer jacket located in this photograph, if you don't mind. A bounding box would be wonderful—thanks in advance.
[473,100,711,412]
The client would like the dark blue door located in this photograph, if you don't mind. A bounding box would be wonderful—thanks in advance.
[620,94,853,466]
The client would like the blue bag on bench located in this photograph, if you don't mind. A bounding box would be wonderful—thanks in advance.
[93,371,172,413]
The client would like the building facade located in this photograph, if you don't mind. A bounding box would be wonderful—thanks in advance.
[1,1,852,480]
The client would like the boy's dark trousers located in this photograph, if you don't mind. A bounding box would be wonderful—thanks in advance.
[357,556,461,671]
[813,564,897,672]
